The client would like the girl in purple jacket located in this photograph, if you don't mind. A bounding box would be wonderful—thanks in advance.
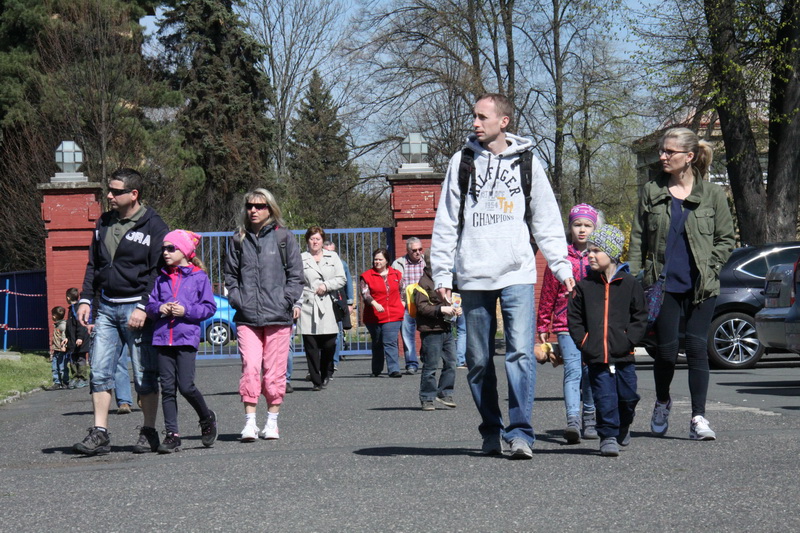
[146,230,217,453]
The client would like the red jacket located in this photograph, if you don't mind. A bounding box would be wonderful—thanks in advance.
[360,267,405,324]
[537,244,590,334]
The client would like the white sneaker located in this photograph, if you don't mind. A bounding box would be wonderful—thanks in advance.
[260,423,279,440]
[650,399,672,436]
[241,422,258,442]
[690,415,716,441]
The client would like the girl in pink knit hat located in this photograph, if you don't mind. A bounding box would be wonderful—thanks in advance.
[145,229,218,453]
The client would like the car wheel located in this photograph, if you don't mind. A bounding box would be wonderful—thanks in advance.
[206,322,231,347]
[707,312,764,369]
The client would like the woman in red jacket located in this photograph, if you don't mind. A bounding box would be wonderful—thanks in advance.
[360,248,405,377]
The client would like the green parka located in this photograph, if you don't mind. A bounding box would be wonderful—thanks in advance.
[628,169,735,305]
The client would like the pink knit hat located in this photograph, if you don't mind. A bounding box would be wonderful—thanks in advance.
[569,203,598,225]
[163,229,201,259]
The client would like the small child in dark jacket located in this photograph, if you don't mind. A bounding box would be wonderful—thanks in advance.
[414,251,461,411]
[145,230,217,453]
[568,224,648,456]
[65,288,90,389]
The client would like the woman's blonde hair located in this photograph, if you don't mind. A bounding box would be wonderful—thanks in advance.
[236,188,286,236]
[660,127,714,177]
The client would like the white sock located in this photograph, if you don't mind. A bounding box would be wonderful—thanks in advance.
[266,412,279,428]
[245,413,256,425]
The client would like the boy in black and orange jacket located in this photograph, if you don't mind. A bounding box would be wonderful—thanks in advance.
[568,225,648,456]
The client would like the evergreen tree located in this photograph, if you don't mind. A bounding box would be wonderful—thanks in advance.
[285,70,358,229]
[159,0,274,230]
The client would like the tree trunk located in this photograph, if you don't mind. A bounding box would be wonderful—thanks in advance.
[766,0,800,242]
[704,0,767,245]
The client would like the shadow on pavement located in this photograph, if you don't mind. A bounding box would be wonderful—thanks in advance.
[353,446,481,457]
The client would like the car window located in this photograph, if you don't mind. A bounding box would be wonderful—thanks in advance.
[736,246,800,280]
[765,247,800,269]
[738,256,768,279]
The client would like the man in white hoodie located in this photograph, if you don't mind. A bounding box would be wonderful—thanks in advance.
[431,93,574,459]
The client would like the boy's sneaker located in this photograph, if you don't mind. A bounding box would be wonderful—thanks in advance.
[436,396,456,408]
[241,422,258,442]
[157,432,181,454]
[199,410,218,447]
[582,410,599,440]
[73,427,111,456]
[690,415,717,441]
[600,437,620,457]
[46,383,63,391]
[618,425,631,447]
[564,415,582,444]
[117,403,132,415]
[509,438,533,460]
[260,423,279,440]
[75,379,88,389]
[67,379,77,389]
[132,426,159,453]
[650,399,672,436]
[285,382,294,394]
[421,400,435,411]
[481,434,503,456]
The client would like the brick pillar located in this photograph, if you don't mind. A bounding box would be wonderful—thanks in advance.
[37,180,103,338]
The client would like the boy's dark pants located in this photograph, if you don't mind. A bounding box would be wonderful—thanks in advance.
[158,346,211,434]
[588,362,640,439]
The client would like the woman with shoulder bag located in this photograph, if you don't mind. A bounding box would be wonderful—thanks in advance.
[628,128,735,441]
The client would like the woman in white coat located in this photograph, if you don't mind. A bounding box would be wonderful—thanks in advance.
[299,226,346,391]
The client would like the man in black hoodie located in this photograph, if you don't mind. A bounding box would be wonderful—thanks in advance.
[73,168,168,456]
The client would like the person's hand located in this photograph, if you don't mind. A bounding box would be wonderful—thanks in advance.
[86,324,94,335]
[49,353,53,362]
[564,277,576,293]
[171,303,185,317]
[537,332,548,344]
[159,303,172,316]
[454,306,462,317]
[440,305,455,317]
[348,305,353,314]
[436,288,452,304]
[76,339,83,347]
[372,301,385,313]
[127,308,147,329]
[293,307,301,320]
[77,303,91,327]
[315,283,327,296]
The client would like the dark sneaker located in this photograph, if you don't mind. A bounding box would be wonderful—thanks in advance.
[285,382,294,394]
[618,425,631,447]
[600,437,620,457]
[436,396,457,408]
[157,432,181,454]
[117,403,132,415]
[421,401,435,411]
[132,426,159,454]
[582,410,599,440]
[74,427,111,456]
[389,371,402,378]
[46,383,63,391]
[199,410,218,447]
[650,399,672,436]
[564,415,581,444]
[509,438,533,460]
[481,434,503,456]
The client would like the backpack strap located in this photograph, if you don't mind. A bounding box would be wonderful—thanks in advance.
[457,148,475,235]
[233,228,289,273]
[519,150,533,239]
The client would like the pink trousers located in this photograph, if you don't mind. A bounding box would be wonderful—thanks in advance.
[237,324,291,405]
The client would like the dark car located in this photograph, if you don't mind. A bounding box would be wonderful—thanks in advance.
[755,257,800,355]
[200,294,237,346]
[641,242,800,369]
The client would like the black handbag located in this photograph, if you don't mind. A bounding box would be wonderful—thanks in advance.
[330,289,352,330]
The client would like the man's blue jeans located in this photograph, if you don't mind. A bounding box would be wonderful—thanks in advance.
[557,333,594,419]
[401,310,419,369]
[114,348,133,407]
[89,301,158,395]
[367,321,402,375]
[455,313,467,366]
[463,284,536,445]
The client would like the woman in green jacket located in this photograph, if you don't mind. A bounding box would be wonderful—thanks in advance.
[628,127,735,442]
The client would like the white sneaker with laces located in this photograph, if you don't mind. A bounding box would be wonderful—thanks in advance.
[241,422,258,442]
[650,399,672,436]
[690,415,716,440]
[260,423,280,440]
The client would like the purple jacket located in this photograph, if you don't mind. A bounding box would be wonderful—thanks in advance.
[145,265,216,349]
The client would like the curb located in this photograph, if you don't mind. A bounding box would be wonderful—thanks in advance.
[0,386,43,405]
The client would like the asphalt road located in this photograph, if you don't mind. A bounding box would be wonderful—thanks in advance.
[1,351,799,532]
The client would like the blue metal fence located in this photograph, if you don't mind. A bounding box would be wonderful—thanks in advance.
[1,270,48,352]
[196,227,393,359]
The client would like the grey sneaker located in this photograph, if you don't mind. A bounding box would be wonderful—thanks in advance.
[650,399,672,436]
[564,415,581,444]
[600,437,619,456]
[435,396,456,408]
[73,427,111,456]
[157,432,181,454]
[618,425,631,447]
[582,410,599,440]
[421,401,435,411]
[405,367,417,375]
[481,434,503,456]
[199,410,218,447]
[690,415,716,441]
[509,438,533,460]
[132,426,159,454]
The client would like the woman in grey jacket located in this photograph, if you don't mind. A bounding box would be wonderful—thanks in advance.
[299,226,346,391]
[224,188,304,442]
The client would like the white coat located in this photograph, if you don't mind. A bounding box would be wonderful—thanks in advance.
[298,250,346,335]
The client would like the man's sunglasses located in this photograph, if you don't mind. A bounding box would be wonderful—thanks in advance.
[108,187,133,196]
[246,203,269,211]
